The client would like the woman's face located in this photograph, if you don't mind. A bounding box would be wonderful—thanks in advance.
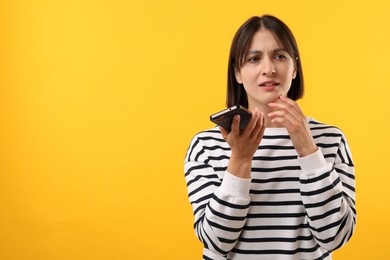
[235,29,296,111]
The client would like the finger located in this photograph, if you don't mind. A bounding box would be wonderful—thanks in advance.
[219,126,229,140]
[268,109,300,126]
[230,114,241,135]
[268,112,294,128]
[279,96,305,117]
[268,99,302,123]
[269,111,307,134]
[268,99,289,115]
[249,109,264,138]
[246,107,260,135]
[255,112,266,140]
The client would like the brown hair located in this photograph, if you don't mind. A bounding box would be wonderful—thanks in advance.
[226,15,304,108]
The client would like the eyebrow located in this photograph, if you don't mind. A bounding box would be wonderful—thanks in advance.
[247,48,288,55]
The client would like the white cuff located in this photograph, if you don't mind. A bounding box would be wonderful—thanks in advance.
[219,171,251,199]
[298,149,329,177]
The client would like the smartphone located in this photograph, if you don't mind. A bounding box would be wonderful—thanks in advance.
[210,105,252,131]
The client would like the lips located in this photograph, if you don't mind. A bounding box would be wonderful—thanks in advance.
[259,80,279,87]
[259,81,279,91]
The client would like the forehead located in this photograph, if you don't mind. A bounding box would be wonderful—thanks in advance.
[248,29,285,51]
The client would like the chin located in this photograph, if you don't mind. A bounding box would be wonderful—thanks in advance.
[264,92,282,102]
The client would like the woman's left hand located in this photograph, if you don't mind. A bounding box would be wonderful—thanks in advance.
[268,96,318,157]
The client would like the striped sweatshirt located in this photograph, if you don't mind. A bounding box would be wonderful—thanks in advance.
[184,118,356,260]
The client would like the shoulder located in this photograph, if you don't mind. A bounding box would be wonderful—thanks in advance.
[307,117,345,137]
[189,126,223,144]
[307,117,350,152]
[307,118,354,166]
[185,126,226,162]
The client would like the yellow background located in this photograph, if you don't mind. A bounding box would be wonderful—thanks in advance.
[1,0,389,259]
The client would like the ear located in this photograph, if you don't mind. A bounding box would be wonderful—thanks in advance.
[235,69,243,84]
[292,58,298,79]
[292,67,297,79]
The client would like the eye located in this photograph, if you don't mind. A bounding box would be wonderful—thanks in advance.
[248,56,260,63]
[274,54,287,60]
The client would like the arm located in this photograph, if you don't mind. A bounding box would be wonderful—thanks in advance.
[268,96,356,250]
[185,157,251,256]
[299,136,356,250]
[184,109,265,256]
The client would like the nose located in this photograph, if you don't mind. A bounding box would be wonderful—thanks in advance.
[261,56,276,76]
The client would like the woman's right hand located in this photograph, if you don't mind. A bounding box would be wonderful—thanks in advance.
[220,107,265,179]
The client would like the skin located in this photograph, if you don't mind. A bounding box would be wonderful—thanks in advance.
[220,29,318,179]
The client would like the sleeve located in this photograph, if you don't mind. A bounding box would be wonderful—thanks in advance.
[184,135,251,257]
[299,133,356,251]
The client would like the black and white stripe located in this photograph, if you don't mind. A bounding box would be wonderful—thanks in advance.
[184,118,356,260]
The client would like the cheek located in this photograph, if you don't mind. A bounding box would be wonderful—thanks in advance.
[240,68,258,82]
[279,66,295,80]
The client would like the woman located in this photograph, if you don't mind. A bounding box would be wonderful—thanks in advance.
[184,15,356,260]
